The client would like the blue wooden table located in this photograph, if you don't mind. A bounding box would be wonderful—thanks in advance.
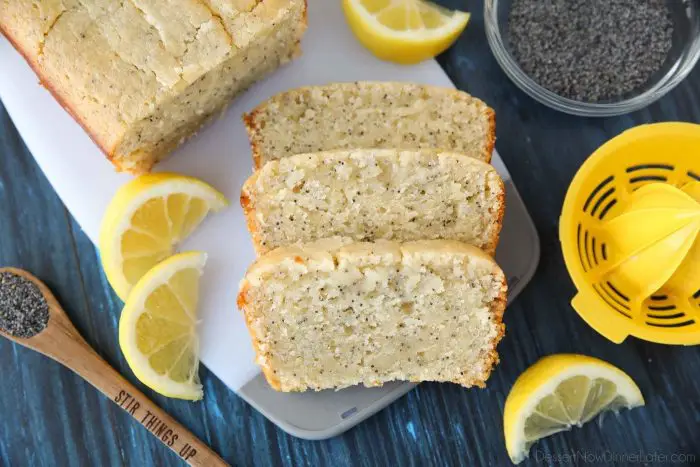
[1,3,699,466]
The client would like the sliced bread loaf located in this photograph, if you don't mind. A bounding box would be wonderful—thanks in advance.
[1,0,307,173]
[241,148,505,255]
[237,238,507,392]
[243,81,495,168]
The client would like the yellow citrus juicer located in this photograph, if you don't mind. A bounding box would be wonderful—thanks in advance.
[560,122,700,344]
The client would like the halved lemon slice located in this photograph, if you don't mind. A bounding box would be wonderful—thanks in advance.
[342,0,470,64]
[119,251,206,400]
[100,173,227,301]
[504,354,644,464]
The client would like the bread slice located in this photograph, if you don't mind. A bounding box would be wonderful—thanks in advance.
[237,238,507,392]
[243,81,495,168]
[241,148,505,255]
[1,0,307,173]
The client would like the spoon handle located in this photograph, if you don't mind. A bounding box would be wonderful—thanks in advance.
[45,329,228,466]
[0,267,228,466]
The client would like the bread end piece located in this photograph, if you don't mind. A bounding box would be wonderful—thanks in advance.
[239,170,269,256]
[242,109,265,170]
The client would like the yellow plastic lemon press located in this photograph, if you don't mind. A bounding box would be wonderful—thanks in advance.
[560,123,700,344]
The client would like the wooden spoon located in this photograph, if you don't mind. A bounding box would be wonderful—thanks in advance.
[0,267,228,467]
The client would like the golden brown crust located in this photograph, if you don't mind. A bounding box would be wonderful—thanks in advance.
[236,283,248,311]
[0,25,117,165]
[261,365,282,390]
[486,175,506,256]
[483,107,496,164]
[458,271,507,388]
[242,108,264,169]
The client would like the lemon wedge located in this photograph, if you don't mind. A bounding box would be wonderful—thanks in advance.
[342,0,470,64]
[119,251,206,400]
[504,354,644,464]
[100,173,227,301]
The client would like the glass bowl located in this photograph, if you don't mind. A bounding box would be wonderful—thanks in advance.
[484,0,700,116]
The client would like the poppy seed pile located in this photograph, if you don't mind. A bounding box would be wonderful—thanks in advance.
[0,272,49,338]
[508,0,674,102]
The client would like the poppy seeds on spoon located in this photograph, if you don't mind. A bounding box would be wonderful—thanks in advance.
[508,0,674,102]
[0,272,49,338]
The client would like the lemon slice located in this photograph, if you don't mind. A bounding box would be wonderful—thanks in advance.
[100,173,227,301]
[504,354,644,464]
[342,0,470,64]
[119,251,206,400]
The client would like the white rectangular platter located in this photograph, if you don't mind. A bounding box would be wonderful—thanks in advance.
[0,0,539,439]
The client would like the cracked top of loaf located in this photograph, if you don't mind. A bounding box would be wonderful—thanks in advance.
[1,0,307,172]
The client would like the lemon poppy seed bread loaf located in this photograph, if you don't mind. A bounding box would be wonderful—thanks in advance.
[241,148,505,255]
[237,238,507,392]
[1,0,307,173]
[243,81,496,168]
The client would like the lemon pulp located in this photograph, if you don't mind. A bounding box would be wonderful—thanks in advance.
[504,354,644,464]
[100,173,227,301]
[119,252,206,400]
[343,0,470,64]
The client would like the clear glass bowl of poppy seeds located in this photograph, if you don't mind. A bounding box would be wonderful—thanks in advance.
[485,0,700,116]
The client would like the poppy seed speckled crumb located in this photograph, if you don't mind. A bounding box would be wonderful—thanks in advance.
[508,0,674,102]
[0,272,49,338]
